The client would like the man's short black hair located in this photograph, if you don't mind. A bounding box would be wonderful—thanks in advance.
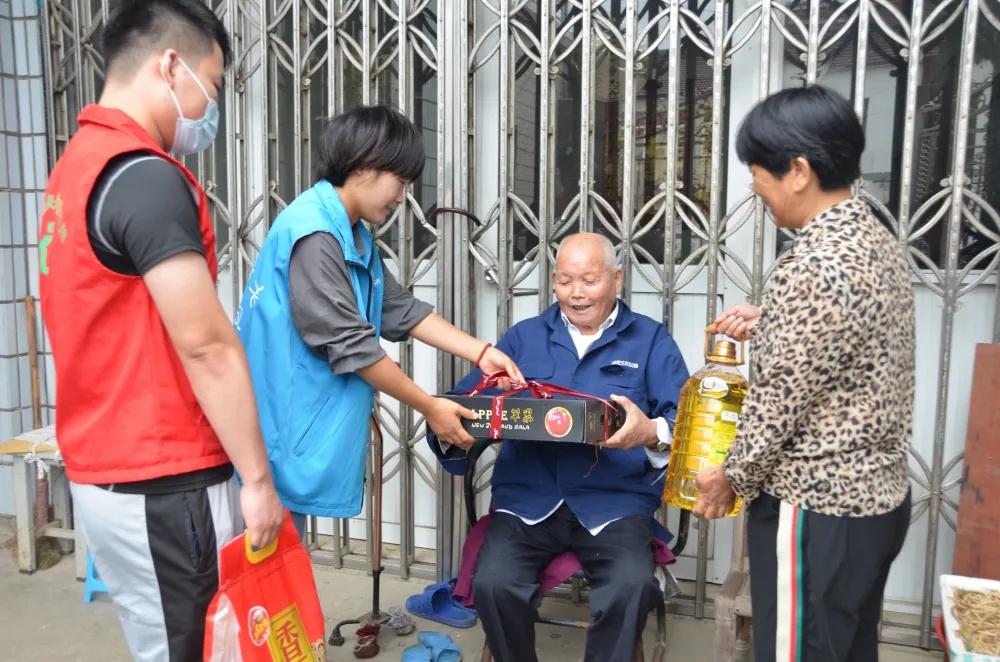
[102,0,232,77]
[735,85,865,190]
[316,106,425,186]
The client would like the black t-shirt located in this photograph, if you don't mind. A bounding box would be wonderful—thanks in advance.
[86,151,231,493]
[86,151,205,275]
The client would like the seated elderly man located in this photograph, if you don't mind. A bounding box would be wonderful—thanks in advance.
[428,233,689,662]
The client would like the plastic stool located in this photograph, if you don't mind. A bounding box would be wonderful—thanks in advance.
[83,550,108,603]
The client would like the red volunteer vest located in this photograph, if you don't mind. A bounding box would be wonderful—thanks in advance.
[39,104,228,483]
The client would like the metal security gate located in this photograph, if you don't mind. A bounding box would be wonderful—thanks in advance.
[37,0,1000,649]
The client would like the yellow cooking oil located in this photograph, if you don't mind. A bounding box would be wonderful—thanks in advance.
[663,332,747,516]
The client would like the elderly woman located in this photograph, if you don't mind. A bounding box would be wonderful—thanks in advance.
[695,85,914,661]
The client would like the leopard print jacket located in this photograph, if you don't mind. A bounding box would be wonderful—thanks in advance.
[723,197,915,517]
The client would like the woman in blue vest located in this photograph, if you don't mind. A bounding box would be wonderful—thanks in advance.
[237,106,522,534]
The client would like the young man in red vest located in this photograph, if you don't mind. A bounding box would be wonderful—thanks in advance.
[38,1,283,659]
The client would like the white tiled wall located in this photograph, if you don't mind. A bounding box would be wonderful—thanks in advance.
[0,0,52,516]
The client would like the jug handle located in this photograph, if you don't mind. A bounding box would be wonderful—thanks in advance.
[703,326,745,365]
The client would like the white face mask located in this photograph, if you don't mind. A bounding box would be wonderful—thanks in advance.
[161,57,219,156]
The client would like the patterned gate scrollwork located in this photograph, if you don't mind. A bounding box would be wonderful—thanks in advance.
[461,0,1000,648]
[39,0,1000,649]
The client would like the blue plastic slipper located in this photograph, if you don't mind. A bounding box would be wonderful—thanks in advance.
[431,578,474,612]
[418,631,463,662]
[401,642,433,662]
[405,581,477,628]
[436,578,477,614]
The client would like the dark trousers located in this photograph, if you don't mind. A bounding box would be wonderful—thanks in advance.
[292,511,307,540]
[71,479,238,662]
[748,491,911,662]
[472,505,662,662]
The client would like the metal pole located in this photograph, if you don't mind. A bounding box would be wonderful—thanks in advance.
[920,1,978,649]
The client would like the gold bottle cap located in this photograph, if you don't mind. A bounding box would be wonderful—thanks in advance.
[707,339,741,366]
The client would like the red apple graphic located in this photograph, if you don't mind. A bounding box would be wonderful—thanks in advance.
[545,406,573,438]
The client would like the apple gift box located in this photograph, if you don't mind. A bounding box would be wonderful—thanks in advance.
[443,394,624,444]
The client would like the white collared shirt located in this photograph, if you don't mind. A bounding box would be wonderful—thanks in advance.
[496,303,672,536]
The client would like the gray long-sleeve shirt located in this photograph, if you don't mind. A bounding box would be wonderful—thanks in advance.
[289,231,434,375]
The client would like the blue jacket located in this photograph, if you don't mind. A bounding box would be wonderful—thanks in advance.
[429,301,689,530]
[236,180,384,517]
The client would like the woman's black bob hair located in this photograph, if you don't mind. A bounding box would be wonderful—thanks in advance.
[316,105,424,186]
[735,85,865,191]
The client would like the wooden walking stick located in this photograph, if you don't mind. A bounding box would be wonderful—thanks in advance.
[24,296,48,529]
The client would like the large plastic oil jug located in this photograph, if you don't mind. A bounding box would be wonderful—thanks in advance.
[663,330,747,516]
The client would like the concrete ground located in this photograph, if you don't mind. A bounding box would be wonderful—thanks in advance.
[0,517,940,662]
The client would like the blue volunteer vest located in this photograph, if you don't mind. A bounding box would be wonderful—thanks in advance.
[237,180,384,517]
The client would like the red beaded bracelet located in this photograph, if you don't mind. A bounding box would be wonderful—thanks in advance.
[475,343,492,368]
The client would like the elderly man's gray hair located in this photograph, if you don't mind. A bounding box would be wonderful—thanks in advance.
[555,233,619,270]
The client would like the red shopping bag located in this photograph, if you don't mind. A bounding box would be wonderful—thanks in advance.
[204,513,327,661]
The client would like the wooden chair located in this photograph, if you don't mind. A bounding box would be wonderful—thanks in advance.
[712,510,753,662]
